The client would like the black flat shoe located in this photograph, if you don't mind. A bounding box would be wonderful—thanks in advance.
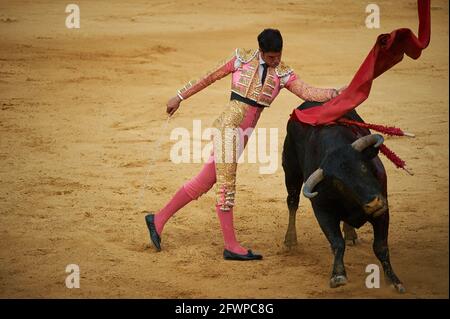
[223,249,263,261]
[144,212,161,251]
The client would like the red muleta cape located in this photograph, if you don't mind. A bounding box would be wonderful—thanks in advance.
[290,0,431,125]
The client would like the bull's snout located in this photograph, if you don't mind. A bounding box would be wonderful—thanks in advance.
[364,196,387,217]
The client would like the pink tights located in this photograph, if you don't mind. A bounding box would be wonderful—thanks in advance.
[153,154,248,255]
[153,104,262,255]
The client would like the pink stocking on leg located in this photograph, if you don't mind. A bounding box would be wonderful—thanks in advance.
[216,206,248,255]
[154,155,216,235]
[154,186,192,235]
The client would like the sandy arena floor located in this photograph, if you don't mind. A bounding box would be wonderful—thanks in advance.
[0,0,448,298]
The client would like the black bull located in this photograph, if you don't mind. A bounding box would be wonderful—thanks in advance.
[282,101,405,293]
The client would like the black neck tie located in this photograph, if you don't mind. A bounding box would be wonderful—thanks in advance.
[261,63,268,85]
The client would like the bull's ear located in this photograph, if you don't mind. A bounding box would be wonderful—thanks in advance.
[361,145,380,160]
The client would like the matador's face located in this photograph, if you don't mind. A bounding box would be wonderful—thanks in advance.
[260,50,282,68]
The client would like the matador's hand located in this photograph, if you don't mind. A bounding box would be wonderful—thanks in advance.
[337,85,348,95]
[166,96,181,116]
[332,85,348,98]
[337,85,348,94]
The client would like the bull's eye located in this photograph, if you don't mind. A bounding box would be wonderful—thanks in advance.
[361,164,368,173]
[333,179,345,192]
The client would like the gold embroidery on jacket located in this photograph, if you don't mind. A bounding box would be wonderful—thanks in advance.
[256,68,276,106]
[275,61,293,77]
[247,66,262,102]
[231,58,259,98]
[177,51,237,97]
[236,48,258,64]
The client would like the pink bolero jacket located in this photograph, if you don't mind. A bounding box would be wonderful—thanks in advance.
[177,48,337,107]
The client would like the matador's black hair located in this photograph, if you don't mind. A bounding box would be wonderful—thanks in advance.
[257,29,283,53]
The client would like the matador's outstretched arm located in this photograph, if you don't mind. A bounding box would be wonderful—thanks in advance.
[176,53,237,101]
[284,73,338,102]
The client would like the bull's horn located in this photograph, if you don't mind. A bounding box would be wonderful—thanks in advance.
[303,168,324,199]
[351,134,384,152]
